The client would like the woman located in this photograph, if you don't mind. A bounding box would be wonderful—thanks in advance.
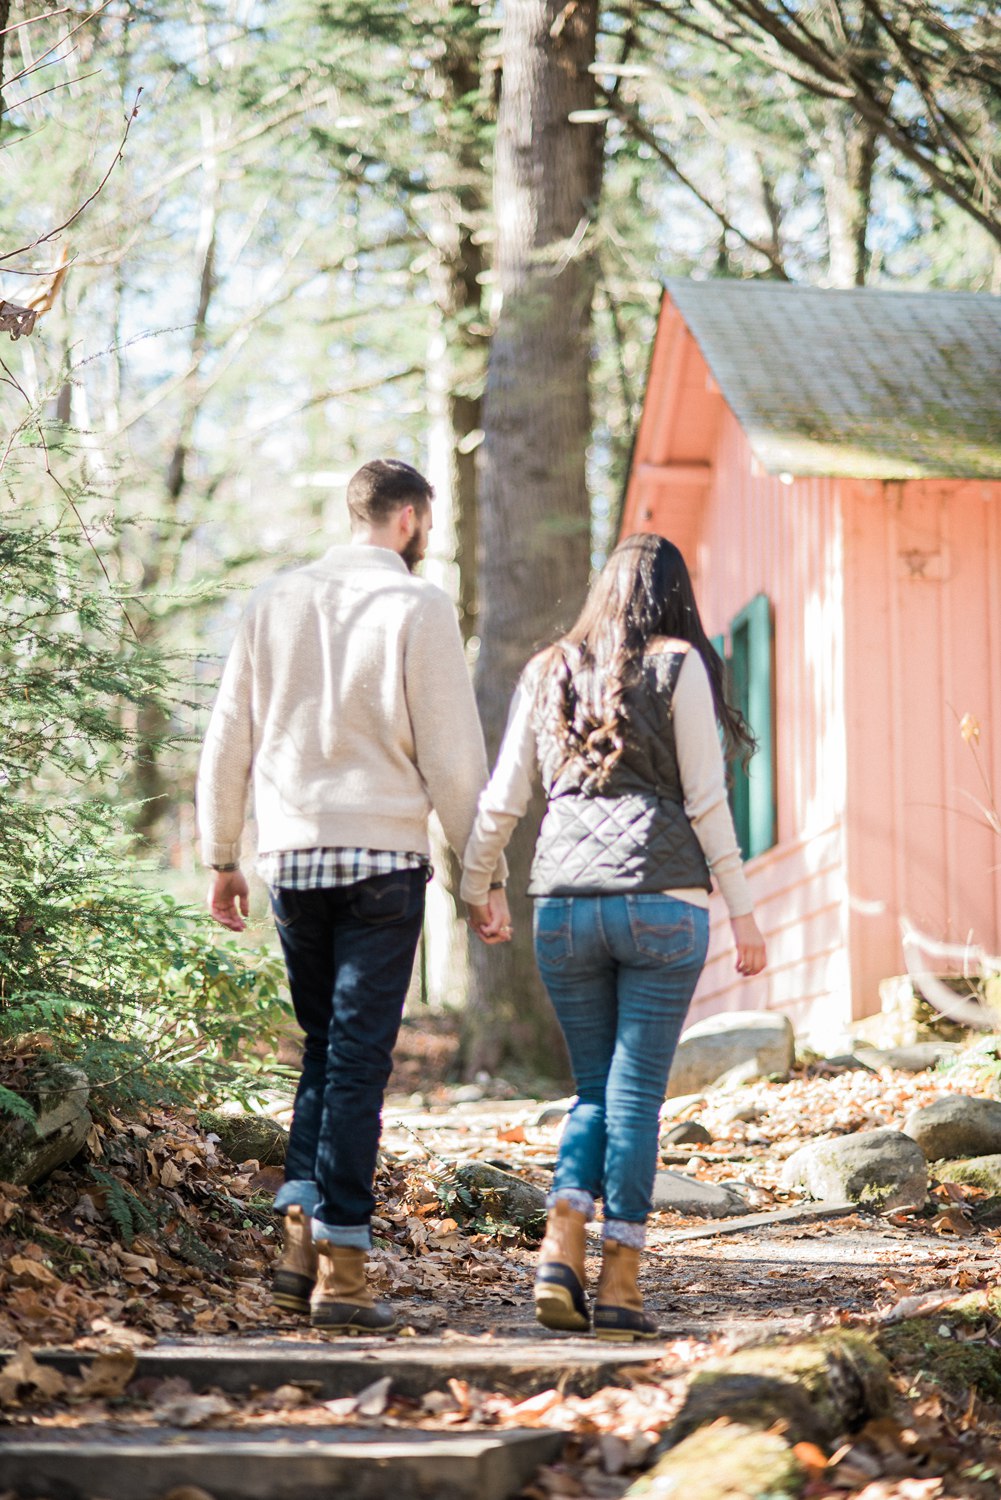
[462,534,766,1341]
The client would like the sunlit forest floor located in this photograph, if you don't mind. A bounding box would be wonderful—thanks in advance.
[3,1035,1001,1497]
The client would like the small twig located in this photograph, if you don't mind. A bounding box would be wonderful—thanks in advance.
[0,86,142,267]
[0,0,112,92]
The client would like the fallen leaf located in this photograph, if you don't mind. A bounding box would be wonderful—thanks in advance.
[77,1349,137,1399]
[153,1391,235,1428]
[354,1375,393,1417]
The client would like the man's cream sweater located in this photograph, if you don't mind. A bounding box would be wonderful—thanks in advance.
[197,544,505,880]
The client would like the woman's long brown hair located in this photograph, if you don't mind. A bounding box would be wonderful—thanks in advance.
[534,534,756,790]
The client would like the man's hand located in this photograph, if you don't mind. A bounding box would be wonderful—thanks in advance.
[730,913,766,976]
[467,887,513,944]
[209,869,250,932]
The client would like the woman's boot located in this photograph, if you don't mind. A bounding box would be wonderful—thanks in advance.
[534,1199,590,1331]
[310,1242,397,1334]
[271,1205,318,1314]
[593,1239,659,1341]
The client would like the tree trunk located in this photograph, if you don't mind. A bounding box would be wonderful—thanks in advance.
[820,104,877,287]
[0,0,11,124]
[462,0,604,1083]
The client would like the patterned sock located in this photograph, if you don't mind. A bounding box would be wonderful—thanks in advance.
[602,1218,645,1249]
[547,1188,596,1220]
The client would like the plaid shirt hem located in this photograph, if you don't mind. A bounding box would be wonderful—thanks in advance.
[257,847,430,891]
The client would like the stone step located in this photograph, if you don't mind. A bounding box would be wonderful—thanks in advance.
[0,1424,566,1500]
[29,1336,665,1400]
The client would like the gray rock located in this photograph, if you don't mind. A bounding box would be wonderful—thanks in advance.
[660,1120,713,1147]
[935,1154,1001,1194]
[651,1170,750,1218]
[717,1098,765,1125]
[450,1161,547,1235]
[904,1095,1001,1161]
[659,1092,707,1121]
[0,1065,91,1186]
[534,1098,574,1127]
[782,1128,927,1212]
[855,1042,961,1073]
[451,1084,486,1104]
[667,1011,794,1098]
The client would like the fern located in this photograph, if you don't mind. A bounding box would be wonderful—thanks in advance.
[0,1085,37,1125]
[87,1167,158,1247]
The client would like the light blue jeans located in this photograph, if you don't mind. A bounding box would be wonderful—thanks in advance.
[534,894,710,1234]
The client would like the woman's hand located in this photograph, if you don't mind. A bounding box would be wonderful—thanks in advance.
[730,913,766,976]
[467,888,513,944]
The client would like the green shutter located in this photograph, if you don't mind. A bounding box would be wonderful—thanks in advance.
[727,594,775,860]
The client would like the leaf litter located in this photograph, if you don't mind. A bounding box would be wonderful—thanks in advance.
[2,1058,1001,1496]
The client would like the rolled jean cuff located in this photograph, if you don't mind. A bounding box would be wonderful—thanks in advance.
[603,1218,646,1249]
[274,1179,319,1215]
[547,1188,596,1220]
[311,1217,372,1250]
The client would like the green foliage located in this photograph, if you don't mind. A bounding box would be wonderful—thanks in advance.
[86,1167,158,1248]
[0,496,289,1117]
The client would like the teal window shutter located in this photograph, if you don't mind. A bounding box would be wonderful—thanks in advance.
[727,594,775,860]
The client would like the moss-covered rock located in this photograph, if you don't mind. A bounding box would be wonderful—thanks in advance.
[197,1111,289,1166]
[665,1330,890,1449]
[0,1064,91,1186]
[934,1154,1001,1194]
[626,1420,806,1498]
[876,1290,1001,1403]
[448,1160,547,1237]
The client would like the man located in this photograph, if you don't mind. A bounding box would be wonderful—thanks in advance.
[198,459,507,1333]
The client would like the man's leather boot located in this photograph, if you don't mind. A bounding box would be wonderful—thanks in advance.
[310,1242,397,1334]
[593,1239,659,1341]
[271,1205,318,1314]
[533,1199,589,1332]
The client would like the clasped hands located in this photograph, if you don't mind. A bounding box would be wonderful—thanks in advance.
[466,887,513,945]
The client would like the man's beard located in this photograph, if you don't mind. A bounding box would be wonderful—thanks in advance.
[401,533,424,573]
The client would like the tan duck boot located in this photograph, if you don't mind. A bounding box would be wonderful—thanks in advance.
[271,1205,318,1314]
[593,1239,659,1341]
[310,1242,397,1334]
[534,1199,589,1332]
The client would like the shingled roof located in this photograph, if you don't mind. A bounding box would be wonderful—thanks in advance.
[665,279,1001,480]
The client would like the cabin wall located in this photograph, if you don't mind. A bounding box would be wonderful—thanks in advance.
[843,479,1001,1017]
[686,411,853,1043]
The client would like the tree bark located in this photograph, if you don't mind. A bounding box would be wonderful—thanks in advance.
[462,0,604,1082]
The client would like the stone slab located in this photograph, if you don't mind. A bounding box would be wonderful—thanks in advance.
[0,1425,566,1500]
[28,1338,666,1400]
[658,1200,855,1242]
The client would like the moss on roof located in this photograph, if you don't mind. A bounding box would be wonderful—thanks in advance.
[666,279,1001,480]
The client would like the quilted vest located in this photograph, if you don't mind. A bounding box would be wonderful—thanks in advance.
[527,648,712,897]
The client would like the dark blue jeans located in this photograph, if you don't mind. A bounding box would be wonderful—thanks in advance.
[534,893,710,1226]
[270,870,426,1247]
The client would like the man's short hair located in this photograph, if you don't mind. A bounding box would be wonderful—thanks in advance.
[346,460,433,527]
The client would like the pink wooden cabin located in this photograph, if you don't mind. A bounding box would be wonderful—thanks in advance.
[621,280,1001,1044]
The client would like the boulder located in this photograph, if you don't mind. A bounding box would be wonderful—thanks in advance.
[667,1012,794,1098]
[903,1095,1001,1161]
[659,1092,707,1121]
[782,1128,927,1212]
[0,1065,91,1187]
[651,1170,749,1218]
[935,1155,1001,1194]
[660,1120,713,1147]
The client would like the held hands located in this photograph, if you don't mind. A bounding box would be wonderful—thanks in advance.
[730,912,767,977]
[208,869,250,932]
[467,887,513,945]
